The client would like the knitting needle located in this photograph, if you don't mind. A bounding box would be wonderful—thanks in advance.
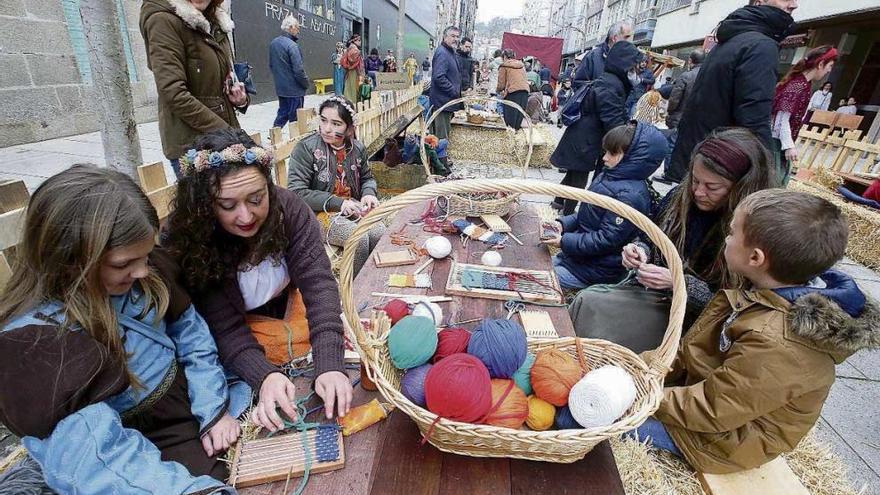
[440,317,482,327]
[370,292,452,302]
[507,232,524,246]
[413,258,433,275]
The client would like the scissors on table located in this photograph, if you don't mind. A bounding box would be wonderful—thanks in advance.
[504,299,525,320]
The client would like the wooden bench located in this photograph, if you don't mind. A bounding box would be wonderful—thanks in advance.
[699,457,809,495]
[314,78,333,95]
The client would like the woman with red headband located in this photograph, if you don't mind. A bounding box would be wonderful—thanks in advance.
[569,128,776,352]
[771,45,838,185]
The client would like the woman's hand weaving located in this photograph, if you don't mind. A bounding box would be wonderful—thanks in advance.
[360,195,379,212]
[622,243,647,269]
[636,263,673,290]
[254,372,299,432]
[315,371,353,419]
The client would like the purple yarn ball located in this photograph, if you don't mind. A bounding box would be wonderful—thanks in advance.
[401,363,432,407]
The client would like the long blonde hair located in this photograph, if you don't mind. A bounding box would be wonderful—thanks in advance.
[0,165,169,381]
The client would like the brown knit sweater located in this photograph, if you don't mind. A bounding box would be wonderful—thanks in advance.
[190,187,345,389]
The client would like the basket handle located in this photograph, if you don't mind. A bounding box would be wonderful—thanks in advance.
[338,179,686,378]
[419,95,533,179]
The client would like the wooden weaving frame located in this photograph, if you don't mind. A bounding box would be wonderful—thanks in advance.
[445,261,564,304]
[518,310,559,339]
[374,249,419,267]
[228,429,345,488]
[479,214,511,233]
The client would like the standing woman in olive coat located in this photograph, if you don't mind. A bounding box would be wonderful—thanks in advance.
[140,0,249,177]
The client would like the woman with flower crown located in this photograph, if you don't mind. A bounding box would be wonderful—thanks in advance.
[287,95,385,275]
[164,128,353,433]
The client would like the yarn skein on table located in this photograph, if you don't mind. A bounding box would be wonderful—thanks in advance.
[401,363,433,407]
[568,365,637,428]
[511,352,535,395]
[424,236,453,258]
[530,349,583,407]
[383,299,411,324]
[411,300,443,325]
[433,328,471,363]
[526,395,555,431]
[424,353,493,423]
[554,405,581,430]
[483,379,529,429]
[466,319,527,379]
[387,316,438,369]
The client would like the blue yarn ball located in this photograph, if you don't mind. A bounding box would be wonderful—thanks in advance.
[554,405,582,430]
[466,319,527,379]
[388,316,438,369]
[401,363,432,407]
[512,353,535,395]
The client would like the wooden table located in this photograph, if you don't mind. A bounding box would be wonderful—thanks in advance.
[240,201,625,495]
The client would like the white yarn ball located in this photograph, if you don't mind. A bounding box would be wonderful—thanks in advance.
[481,251,503,267]
[424,236,453,259]
[568,365,637,429]
[411,300,443,326]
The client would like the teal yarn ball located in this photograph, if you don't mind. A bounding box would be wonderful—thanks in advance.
[512,353,535,395]
[388,315,438,369]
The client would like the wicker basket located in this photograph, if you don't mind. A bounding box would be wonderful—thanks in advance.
[466,113,485,125]
[339,179,685,463]
[421,96,533,217]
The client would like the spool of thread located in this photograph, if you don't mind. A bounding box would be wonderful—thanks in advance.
[483,379,529,429]
[383,299,411,325]
[511,353,535,395]
[411,300,443,326]
[466,319,527,379]
[387,316,438,369]
[554,405,582,430]
[425,353,492,423]
[525,395,555,431]
[568,365,637,429]
[530,349,583,406]
[424,236,453,259]
[433,328,471,363]
[400,363,432,407]
[480,250,502,267]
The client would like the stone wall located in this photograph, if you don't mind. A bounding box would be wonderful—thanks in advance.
[0,0,157,147]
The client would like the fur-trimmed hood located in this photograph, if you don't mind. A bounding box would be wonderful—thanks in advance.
[776,270,880,360]
[142,0,234,35]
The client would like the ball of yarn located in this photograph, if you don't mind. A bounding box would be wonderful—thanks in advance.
[530,349,583,406]
[511,353,535,395]
[568,365,637,428]
[425,353,492,423]
[466,319,527,379]
[483,379,529,429]
[554,405,582,430]
[525,395,555,431]
[425,236,452,259]
[401,363,432,407]
[411,300,443,326]
[433,327,471,363]
[387,316,438,369]
[383,299,410,325]
[480,250,502,267]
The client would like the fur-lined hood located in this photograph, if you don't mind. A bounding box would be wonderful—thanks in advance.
[141,0,234,35]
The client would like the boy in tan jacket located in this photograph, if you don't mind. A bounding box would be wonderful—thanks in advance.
[631,189,880,473]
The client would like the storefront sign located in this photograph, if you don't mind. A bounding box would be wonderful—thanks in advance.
[376,72,411,90]
[264,1,336,37]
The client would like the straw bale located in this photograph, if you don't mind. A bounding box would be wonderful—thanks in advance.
[510,124,556,169]
[369,161,428,195]
[447,125,519,166]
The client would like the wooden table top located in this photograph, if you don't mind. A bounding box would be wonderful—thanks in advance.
[239,201,625,495]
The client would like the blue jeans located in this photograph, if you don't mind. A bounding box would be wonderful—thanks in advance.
[333,66,345,95]
[367,71,377,88]
[625,417,683,457]
[169,158,181,178]
[552,255,588,290]
[273,96,305,128]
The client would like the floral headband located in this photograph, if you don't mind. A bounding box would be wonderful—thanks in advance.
[325,96,356,118]
[179,144,273,176]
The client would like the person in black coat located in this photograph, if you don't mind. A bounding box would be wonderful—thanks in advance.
[550,41,643,215]
[545,121,667,289]
[429,26,462,140]
[572,21,633,90]
[663,3,794,183]
[456,37,475,92]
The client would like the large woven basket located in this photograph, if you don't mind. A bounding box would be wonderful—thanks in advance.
[421,96,533,217]
[339,179,685,463]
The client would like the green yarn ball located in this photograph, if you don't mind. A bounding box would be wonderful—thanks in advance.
[388,315,438,370]
[512,352,535,395]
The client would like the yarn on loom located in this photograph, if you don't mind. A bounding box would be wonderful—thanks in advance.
[383,299,410,325]
[401,363,432,407]
[568,365,637,428]
[424,236,453,258]
[554,405,581,430]
[511,353,535,395]
[530,349,583,406]
[452,219,506,246]
[525,395,555,431]
[433,327,471,363]
[387,316,438,369]
[410,300,443,326]
[424,353,492,423]
[466,319,527,379]
[483,379,529,429]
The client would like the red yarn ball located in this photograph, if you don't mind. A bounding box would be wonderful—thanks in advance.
[383,299,411,325]
[432,328,471,363]
[424,353,492,423]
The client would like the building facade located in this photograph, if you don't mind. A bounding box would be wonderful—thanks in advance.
[436,0,478,40]
[522,0,554,37]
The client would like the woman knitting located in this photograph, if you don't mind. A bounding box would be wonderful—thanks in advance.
[0,165,241,493]
[287,96,385,275]
[164,128,352,433]
[569,128,776,352]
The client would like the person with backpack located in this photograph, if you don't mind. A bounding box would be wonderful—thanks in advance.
[550,41,643,215]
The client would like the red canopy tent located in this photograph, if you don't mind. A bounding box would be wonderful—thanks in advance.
[501,32,564,83]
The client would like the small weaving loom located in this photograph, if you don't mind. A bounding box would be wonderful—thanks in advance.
[519,310,559,339]
[228,426,345,488]
[445,262,564,304]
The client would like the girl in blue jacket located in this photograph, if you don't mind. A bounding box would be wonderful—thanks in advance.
[543,121,666,289]
[0,165,247,494]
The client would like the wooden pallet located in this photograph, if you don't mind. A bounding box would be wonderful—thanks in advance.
[445,261,564,304]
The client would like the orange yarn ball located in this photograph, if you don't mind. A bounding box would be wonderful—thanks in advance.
[483,379,529,429]
[530,349,583,407]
